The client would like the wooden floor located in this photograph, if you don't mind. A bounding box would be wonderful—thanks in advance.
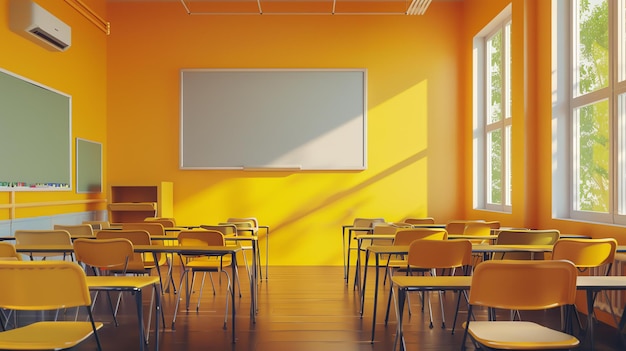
[68,266,624,351]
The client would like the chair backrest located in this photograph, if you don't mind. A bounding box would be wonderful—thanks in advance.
[494,229,560,260]
[463,222,493,236]
[445,220,485,235]
[0,260,92,310]
[407,239,473,270]
[226,217,258,229]
[178,230,225,247]
[393,228,448,246]
[144,217,176,228]
[468,260,577,310]
[552,238,617,272]
[14,230,72,258]
[372,224,398,234]
[122,222,165,236]
[14,229,72,245]
[82,220,111,230]
[96,229,151,270]
[221,219,256,236]
[352,217,385,228]
[403,217,436,225]
[200,224,238,236]
[54,224,94,236]
[74,238,135,272]
[0,242,21,261]
[462,222,496,244]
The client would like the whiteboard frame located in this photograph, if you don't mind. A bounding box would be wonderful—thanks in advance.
[179,68,367,171]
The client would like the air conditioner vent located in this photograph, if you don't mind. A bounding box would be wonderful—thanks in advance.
[10,0,72,52]
[30,28,70,50]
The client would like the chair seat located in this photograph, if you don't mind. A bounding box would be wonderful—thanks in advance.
[0,321,103,350]
[464,321,580,349]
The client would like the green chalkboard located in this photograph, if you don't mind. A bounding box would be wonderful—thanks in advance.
[76,138,102,193]
[0,68,71,191]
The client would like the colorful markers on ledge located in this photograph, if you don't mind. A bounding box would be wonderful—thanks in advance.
[0,182,69,188]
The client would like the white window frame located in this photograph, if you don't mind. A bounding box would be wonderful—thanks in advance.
[553,0,626,224]
[473,4,512,213]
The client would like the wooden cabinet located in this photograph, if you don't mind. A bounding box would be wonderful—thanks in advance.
[108,182,173,225]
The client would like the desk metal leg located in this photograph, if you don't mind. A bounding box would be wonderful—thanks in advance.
[343,227,349,283]
[586,290,595,351]
[231,252,237,343]
[353,238,363,291]
[252,240,258,321]
[135,289,146,351]
[393,286,406,351]
[359,250,370,316]
[370,253,380,343]
[261,225,269,280]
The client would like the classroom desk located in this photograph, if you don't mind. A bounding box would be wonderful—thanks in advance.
[342,223,446,283]
[359,244,411,343]
[15,243,243,344]
[132,244,243,342]
[392,275,471,351]
[361,243,626,344]
[85,275,162,351]
[392,273,626,351]
[576,276,626,350]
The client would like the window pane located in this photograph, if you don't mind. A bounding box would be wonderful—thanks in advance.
[505,125,512,207]
[574,0,609,96]
[505,22,512,119]
[487,129,502,205]
[487,29,502,124]
[618,93,626,214]
[574,99,610,212]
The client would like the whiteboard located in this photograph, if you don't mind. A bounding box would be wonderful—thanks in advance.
[180,69,367,170]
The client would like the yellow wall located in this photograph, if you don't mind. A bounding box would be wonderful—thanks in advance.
[106,1,464,265]
[7,0,620,266]
[0,0,108,220]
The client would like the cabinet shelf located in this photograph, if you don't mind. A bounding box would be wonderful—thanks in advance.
[108,182,173,225]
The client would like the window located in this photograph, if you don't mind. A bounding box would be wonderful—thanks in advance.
[473,5,512,213]
[553,0,626,224]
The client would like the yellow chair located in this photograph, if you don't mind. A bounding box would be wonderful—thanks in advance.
[144,217,177,228]
[172,230,233,330]
[390,238,471,332]
[0,260,103,350]
[74,238,136,326]
[82,221,111,230]
[222,218,260,279]
[383,228,448,285]
[346,217,386,285]
[402,217,436,225]
[95,230,154,275]
[383,229,448,325]
[494,229,560,260]
[445,220,486,235]
[53,224,94,237]
[13,229,73,261]
[120,223,173,289]
[0,242,21,261]
[552,238,619,330]
[461,260,579,351]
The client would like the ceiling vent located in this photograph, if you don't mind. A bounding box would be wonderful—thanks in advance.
[9,0,72,51]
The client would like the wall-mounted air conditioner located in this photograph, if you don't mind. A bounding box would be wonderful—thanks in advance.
[9,0,72,51]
